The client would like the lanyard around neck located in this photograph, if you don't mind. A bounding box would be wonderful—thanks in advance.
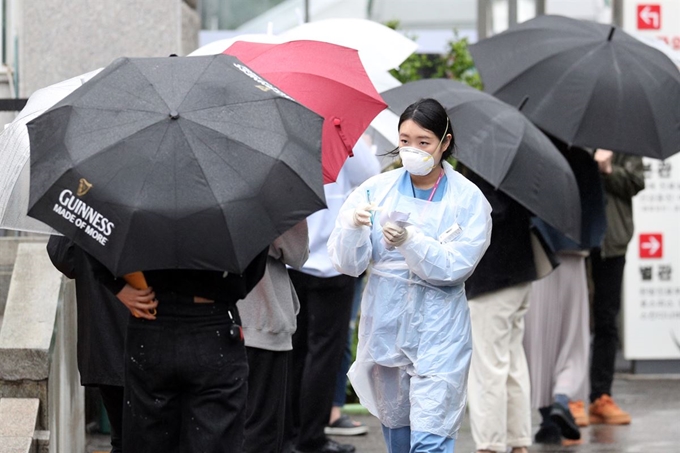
[411,169,444,202]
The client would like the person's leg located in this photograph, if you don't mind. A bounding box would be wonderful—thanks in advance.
[468,285,528,453]
[122,318,181,453]
[504,284,533,450]
[381,425,410,453]
[290,271,356,452]
[178,307,249,453]
[244,347,290,453]
[98,385,124,453]
[410,431,455,453]
[589,250,626,400]
[327,274,367,436]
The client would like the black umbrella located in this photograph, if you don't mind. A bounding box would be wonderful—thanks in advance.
[27,54,325,276]
[469,14,680,160]
[382,78,581,242]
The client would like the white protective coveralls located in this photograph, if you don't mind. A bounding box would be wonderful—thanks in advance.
[327,161,492,438]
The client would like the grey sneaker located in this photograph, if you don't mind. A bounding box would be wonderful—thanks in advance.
[324,414,369,436]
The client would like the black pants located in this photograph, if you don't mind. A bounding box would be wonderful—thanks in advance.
[122,294,248,453]
[244,347,291,453]
[288,271,356,452]
[99,385,124,453]
[589,249,626,402]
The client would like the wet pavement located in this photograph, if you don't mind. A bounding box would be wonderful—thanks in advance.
[337,375,680,453]
[87,375,680,452]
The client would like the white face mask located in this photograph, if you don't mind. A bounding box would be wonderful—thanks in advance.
[398,120,449,176]
[399,147,436,176]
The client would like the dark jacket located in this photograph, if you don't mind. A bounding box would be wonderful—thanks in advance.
[601,153,645,258]
[47,236,128,387]
[463,170,538,300]
[533,145,607,253]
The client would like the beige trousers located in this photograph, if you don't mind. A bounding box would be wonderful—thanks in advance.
[468,282,533,452]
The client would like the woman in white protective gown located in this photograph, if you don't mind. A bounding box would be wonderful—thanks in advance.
[327,98,492,453]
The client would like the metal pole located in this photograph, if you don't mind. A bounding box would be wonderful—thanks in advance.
[304,0,310,23]
[477,0,491,39]
[536,0,546,16]
[612,0,623,27]
[509,0,518,27]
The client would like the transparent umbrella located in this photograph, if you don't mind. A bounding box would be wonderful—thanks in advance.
[0,68,101,234]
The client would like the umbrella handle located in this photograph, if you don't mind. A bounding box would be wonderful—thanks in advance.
[123,271,158,317]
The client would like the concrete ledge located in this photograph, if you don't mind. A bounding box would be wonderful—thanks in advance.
[0,237,48,266]
[0,398,39,453]
[0,243,62,381]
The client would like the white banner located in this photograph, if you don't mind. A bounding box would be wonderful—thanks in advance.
[624,155,680,359]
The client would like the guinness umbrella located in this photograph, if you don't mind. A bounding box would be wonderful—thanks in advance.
[469,14,680,159]
[225,40,387,183]
[27,54,325,275]
[382,78,581,242]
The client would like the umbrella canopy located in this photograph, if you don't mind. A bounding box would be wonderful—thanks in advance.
[224,40,387,183]
[27,54,326,276]
[382,78,581,242]
[469,14,680,160]
[188,34,284,56]
[280,18,418,72]
[0,68,101,234]
[190,34,403,94]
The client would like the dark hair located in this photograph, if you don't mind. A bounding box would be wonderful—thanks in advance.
[385,98,455,161]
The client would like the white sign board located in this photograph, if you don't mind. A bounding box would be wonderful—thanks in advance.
[623,0,680,51]
[624,155,680,359]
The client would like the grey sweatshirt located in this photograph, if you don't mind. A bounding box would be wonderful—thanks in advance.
[236,220,309,351]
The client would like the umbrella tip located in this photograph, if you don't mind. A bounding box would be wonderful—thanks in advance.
[607,26,616,41]
[169,111,179,120]
[517,96,529,111]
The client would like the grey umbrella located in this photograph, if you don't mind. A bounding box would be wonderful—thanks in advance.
[469,14,680,159]
[382,78,581,242]
[27,54,325,275]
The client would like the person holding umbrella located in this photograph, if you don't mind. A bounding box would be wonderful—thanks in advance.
[236,220,310,453]
[327,98,492,453]
[91,249,268,453]
[588,149,644,425]
[46,236,129,453]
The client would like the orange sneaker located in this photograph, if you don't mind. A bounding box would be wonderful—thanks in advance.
[569,400,590,427]
[588,395,631,425]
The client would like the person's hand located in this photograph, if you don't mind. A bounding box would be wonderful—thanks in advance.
[594,149,614,174]
[352,203,379,227]
[116,284,158,320]
[382,222,408,247]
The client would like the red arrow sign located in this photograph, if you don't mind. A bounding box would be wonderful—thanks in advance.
[638,4,661,30]
[639,233,663,258]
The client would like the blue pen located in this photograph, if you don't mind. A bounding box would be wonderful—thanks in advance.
[366,189,374,225]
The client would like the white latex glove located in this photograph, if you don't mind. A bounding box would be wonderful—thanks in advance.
[352,203,379,227]
[382,221,408,248]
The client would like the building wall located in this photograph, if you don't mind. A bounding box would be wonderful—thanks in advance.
[17,0,199,97]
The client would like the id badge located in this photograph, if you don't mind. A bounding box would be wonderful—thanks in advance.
[438,223,462,243]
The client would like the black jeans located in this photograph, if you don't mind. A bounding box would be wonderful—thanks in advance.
[122,294,248,453]
[99,385,124,453]
[244,347,291,453]
[589,249,626,402]
[288,271,356,452]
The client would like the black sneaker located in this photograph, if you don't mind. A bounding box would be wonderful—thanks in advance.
[550,402,581,440]
[534,424,561,444]
[294,439,356,453]
[325,414,369,436]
